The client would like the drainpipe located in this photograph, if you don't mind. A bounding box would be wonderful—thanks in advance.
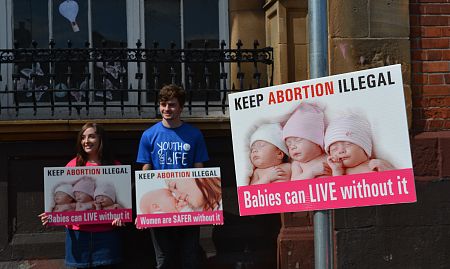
[308,1,333,269]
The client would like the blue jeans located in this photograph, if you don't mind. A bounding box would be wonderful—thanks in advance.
[65,228,123,268]
[150,226,201,269]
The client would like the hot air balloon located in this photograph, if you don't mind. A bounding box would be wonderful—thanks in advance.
[59,0,80,32]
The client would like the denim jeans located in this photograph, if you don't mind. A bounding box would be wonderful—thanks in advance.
[150,226,201,269]
[65,228,123,268]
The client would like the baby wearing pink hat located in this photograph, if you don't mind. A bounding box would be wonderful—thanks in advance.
[73,176,96,211]
[325,114,394,175]
[94,183,123,210]
[283,103,331,180]
[249,123,291,185]
[52,183,76,212]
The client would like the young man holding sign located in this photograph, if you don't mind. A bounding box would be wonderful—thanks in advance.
[136,84,209,269]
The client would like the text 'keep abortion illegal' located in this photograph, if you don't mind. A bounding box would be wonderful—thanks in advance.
[47,167,129,177]
[233,70,395,111]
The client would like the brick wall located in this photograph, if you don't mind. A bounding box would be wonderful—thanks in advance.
[410,0,450,132]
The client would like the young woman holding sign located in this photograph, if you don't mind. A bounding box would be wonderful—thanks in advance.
[39,122,124,269]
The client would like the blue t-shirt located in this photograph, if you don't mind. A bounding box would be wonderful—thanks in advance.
[136,122,209,169]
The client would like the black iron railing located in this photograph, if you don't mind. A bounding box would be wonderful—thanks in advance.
[0,40,273,119]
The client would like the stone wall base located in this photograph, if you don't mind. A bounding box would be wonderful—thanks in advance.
[411,131,450,181]
[278,226,314,269]
[0,259,65,269]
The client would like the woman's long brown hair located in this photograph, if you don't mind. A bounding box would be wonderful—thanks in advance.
[75,122,114,166]
[195,177,222,211]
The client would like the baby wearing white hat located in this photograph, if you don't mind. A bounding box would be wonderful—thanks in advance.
[52,183,76,212]
[283,103,331,180]
[325,114,394,176]
[94,183,123,210]
[249,123,291,185]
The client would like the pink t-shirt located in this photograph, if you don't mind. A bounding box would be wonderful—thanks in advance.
[66,157,120,232]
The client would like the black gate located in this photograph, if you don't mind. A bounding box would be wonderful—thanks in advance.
[0,39,273,119]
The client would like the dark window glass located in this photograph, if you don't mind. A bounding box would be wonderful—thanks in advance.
[92,0,128,102]
[144,0,221,102]
[145,0,181,48]
[13,0,48,47]
[145,0,181,96]
[52,0,89,104]
[53,0,88,48]
[184,0,219,47]
[92,0,127,47]
[13,0,49,103]
[184,0,220,101]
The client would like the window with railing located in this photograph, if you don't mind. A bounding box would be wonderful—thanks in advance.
[0,39,273,119]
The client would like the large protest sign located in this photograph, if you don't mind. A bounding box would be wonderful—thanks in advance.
[135,167,223,228]
[44,165,133,225]
[229,64,416,216]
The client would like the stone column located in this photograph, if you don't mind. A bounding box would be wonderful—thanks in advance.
[229,0,268,89]
[265,0,308,85]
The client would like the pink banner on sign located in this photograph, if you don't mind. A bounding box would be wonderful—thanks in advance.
[136,211,224,228]
[46,209,133,226]
[238,168,416,216]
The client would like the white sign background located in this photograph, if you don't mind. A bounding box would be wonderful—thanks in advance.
[229,64,412,187]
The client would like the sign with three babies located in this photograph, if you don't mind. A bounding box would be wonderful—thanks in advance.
[44,165,133,225]
[135,167,223,228]
[229,64,416,216]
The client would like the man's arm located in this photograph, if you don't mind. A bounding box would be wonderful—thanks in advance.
[142,164,152,170]
[194,162,204,168]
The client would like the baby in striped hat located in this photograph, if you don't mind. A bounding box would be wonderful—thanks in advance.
[249,123,291,185]
[94,183,123,210]
[282,103,330,180]
[325,114,394,175]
